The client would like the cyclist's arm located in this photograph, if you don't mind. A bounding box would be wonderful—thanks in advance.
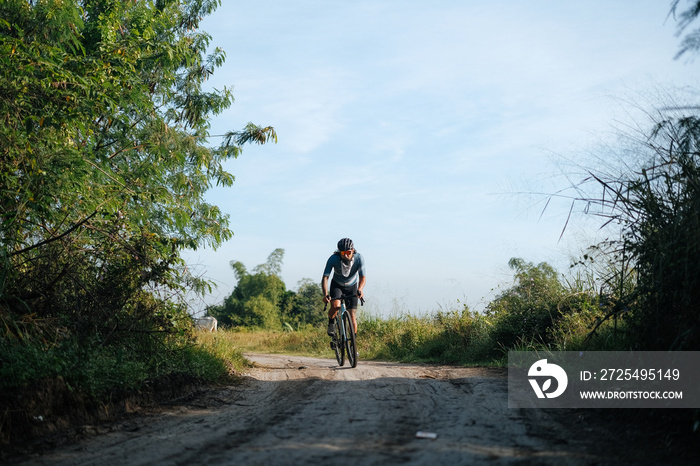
[321,275,330,303]
[356,254,366,299]
[357,276,366,299]
[322,255,336,302]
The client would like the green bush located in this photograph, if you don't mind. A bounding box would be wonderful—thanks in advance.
[485,258,565,351]
[0,0,274,405]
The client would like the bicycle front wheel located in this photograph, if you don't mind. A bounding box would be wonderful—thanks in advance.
[334,316,345,366]
[343,312,357,368]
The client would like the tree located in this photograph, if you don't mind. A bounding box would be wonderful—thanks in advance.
[282,279,326,328]
[0,0,275,386]
[212,249,287,329]
[1,1,271,258]
[672,0,700,57]
[210,250,325,330]
[253,248,285,276]
[485,258,565,348]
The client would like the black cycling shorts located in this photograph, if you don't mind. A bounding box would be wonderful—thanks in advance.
[329,281,359,309]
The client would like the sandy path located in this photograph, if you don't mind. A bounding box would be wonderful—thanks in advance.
[15,353,624,465]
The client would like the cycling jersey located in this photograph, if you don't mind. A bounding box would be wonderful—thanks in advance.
[323,252,365,287]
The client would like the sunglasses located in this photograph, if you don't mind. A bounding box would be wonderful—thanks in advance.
[340,250,353,256]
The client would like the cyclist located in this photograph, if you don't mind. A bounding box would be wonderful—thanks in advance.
[322,237,366,337]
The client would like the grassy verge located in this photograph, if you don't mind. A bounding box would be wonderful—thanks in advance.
[0,325,252,446]
[192,330,255,372]
[0,334,250,396]
[213,309,503,367]
[211,326,335,358]
[212,303,630,369]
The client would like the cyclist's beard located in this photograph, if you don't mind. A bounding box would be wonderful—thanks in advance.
[341,255,352,265]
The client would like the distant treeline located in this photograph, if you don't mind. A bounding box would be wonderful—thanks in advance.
[206,249,327,330]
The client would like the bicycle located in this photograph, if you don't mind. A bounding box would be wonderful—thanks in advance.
[324,293,363,368]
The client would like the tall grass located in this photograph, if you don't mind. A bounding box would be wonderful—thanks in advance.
[209,309,496,365]
[211,326,331,357]
[214,299,626,367]
[358,309,496,365]
[0,317,250,397]
[192,330,253,376]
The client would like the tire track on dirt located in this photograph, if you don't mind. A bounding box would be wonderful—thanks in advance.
[170,378,322,465]
[17,353,691,465]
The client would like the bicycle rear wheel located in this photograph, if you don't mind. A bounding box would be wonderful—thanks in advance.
[333,316,345,366]
[342,312,357,368]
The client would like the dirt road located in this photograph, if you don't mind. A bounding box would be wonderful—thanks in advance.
[14,353,695,465]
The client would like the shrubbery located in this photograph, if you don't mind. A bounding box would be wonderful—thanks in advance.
[208,249,327,331]
[0,0,272,402]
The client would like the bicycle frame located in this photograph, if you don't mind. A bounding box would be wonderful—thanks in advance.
[325,293,363,368]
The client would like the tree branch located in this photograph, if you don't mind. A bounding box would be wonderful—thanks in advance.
[10,211,98,257]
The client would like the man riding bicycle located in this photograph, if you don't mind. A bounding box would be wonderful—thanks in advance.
[322,238,366,337]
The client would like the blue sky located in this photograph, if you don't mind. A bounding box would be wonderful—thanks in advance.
[183,1,697,316]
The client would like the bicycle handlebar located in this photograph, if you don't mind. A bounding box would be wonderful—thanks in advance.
[323,293,364,311]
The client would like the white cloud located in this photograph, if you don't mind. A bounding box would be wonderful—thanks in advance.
[190,1,698,314]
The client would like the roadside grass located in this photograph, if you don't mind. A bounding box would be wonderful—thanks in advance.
[201,326,333,358]
[203,312,497,366]
[1,302,626,395]
[210,302,632,368]
[211,309,504,367]
[192,330,253,377]
[357,310,500,366]
[0,326,252,396]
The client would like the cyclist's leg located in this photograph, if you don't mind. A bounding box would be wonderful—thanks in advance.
[327,283,342,335]
[345,283,359,333]
[348,307,358,334]
[327,300,341,319]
